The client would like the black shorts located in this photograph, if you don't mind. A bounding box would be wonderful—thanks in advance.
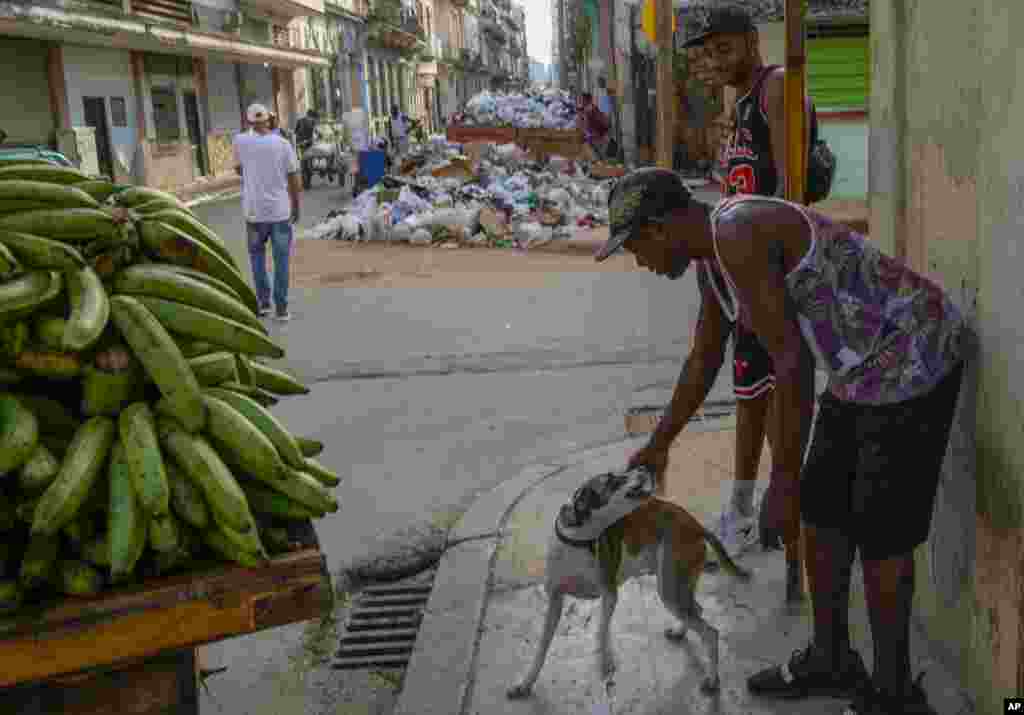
[800,362,965,561]
[733,324,775,400]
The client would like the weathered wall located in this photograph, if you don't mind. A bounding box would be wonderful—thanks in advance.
[870,2,1024,712]
[62,44,137,179]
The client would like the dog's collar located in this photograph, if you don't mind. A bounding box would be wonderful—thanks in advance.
[554,516,599,548]
[554,467,657,545]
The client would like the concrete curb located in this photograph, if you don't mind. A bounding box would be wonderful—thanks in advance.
[393,436,648,715]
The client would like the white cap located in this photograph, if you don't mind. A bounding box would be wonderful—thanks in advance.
[247,103,270,123]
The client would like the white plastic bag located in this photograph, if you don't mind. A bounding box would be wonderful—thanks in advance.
[410,228,432,245]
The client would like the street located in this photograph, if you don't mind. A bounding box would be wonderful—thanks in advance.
[189,184,739,714]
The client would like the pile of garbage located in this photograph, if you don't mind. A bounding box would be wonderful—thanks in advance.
[304,138,618,250]
[449,89,579,130]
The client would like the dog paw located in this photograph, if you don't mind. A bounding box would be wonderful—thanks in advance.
[700,675,721,694]
[506,682,532,699]
[664,625,688,641]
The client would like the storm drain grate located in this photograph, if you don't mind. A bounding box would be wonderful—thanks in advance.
[625,400,737,436]
[333,574,436,670]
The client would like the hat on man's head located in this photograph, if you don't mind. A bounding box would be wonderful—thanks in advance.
[247,103,270,123]
[682,3,757,48]
[594,168,693,262]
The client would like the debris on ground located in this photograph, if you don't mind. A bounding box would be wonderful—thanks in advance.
[304,137,626,250]
[449,89,579,129]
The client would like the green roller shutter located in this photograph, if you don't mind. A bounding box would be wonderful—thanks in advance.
[808,35,870,111]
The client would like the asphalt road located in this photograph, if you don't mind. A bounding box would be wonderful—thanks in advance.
[190,185,738,715]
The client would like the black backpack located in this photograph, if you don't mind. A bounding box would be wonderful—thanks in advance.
[806,106,837,204]
[753,66,837,204]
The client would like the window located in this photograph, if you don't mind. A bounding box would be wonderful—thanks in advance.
[150,86,181,142]
[110,97,128,128]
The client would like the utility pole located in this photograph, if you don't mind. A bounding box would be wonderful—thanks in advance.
[654,0,673,168]
[783,0,808,602]
[784,0,807,202]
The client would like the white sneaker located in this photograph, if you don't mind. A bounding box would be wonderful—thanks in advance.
[712,507,758,557]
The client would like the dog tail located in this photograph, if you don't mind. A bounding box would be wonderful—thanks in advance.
[701,528,753,582]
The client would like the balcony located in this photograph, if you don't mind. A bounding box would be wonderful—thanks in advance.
[367,0,424,49]
[326,0,370,16]
[439,38,461,65]
[272,24,304,49]
[234,0,325,18]
[132,0,193,26]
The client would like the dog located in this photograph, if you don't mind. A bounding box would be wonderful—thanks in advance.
[507,468,751,700]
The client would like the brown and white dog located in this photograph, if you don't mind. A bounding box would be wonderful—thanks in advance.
[507,494,751,699]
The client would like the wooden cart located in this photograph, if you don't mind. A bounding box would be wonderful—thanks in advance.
[515,128,588,161]
[0,522,331,714]
[445,125,517,145]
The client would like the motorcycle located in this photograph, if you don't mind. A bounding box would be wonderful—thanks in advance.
[299,134,345,189]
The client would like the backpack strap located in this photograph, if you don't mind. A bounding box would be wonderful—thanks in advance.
[753,64,820,146]
[753,64,782,117]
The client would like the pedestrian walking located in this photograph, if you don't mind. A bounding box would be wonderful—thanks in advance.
[233,103,301,322]
[603,167,972,715]
[576,92,610,159]
[389,104,409,157]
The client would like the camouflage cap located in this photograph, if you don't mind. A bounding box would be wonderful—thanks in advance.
[595,167,694,262]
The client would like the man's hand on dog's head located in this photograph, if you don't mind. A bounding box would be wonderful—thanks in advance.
[627,443,670,492]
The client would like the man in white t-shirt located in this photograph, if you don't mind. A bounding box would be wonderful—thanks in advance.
[233,103,302,321]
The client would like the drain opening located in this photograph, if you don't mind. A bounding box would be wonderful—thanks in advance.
[625,400,736,435]
[333,572,436,670]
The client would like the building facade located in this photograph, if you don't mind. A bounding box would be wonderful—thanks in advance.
[0,0,329,192]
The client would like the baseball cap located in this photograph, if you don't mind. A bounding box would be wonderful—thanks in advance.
[682,3,756,48]
[594,168,693,262]
[247,103,270,123]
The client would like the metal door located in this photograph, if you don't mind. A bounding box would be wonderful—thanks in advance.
[182,91,207,177]
[82,97,114,179]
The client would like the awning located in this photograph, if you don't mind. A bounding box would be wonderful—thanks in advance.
[0,2,330,69]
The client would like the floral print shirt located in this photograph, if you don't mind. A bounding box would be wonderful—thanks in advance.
[703,196,972,405]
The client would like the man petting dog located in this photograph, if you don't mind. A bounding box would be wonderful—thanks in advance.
[599,167,971,715]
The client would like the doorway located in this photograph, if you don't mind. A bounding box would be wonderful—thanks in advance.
[82,97,114,179]
[182,91,207,177]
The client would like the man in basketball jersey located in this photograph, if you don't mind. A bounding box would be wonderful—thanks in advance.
[681,3,812,557]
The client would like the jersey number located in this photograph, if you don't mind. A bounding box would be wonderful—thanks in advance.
[727,164,756,194]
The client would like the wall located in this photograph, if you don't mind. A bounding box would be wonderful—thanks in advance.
[869,3,1024,713]
[239,62,275,114]
[62,44,138,179]
[819,118,867,199]
[0,37,55,145]
[206,60,242,132]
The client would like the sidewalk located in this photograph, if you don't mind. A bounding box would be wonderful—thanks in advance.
[394,419,973,715]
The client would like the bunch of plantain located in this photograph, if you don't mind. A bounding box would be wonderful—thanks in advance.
[0,166,339,607]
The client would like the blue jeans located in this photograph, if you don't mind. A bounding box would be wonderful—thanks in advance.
[247,220,292,313]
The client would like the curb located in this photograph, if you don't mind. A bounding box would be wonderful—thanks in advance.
[392,435,646,715]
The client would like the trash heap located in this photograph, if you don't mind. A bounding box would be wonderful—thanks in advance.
[0,162,340,607]
[449,89,579,129]
[307,138,621,250]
